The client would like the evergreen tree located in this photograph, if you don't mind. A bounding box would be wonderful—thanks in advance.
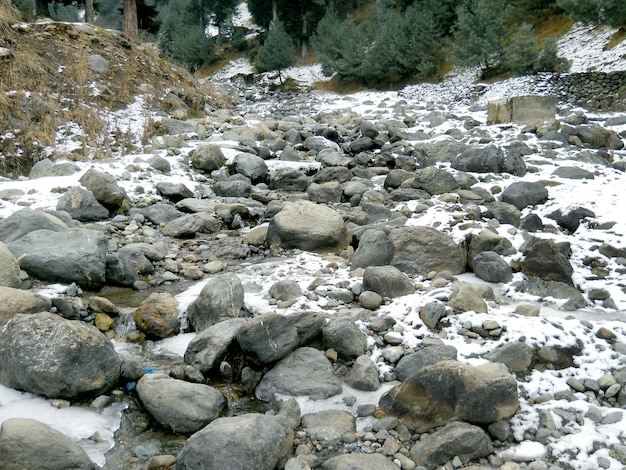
[256,18,296,81]
[450,0,510,73]
[557,0,625,27]
[533,36,569,72]
[501,22,539,76]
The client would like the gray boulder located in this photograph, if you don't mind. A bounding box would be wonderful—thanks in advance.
[233,152,269,183]
[105,252,138,285]
[184,318,247,374]
[134,292,180,339]
[522,237,574,285]
[136,374,225,433]
[0,286,51,327]
[390,226,465,276]
[548,205,595,232]
[187,273,246,332]
[500,181,549,210]
[236,312,300,366]
[176,413,293,470]
[447,282,488,313]
[269,167,309,192]
[29,159,80,178]
[0,208,68,243]
[0,312,120,399]
[452,145,505,173]
[351,229,395,270]
[156,182,194,202]
[56,186,109,222]
[362,265,415,298]
[190,144,226,172]
[132,203,183,225]
[322,319,367,359]
[395,345,458,382]
[268,279,302,301]
[78,168,128,212]
[214,178,252,198]
[256,347,342,402]
[410,421,493,469]
[468,229,504,269]
[484,341,534,373]
[322,454,399,470]
[379,360,518,432]
[8,229,108,289]
[302,410,355,442]
[485,201,522,227]
[304,135,341,153]
[0,418,96,470]
[412,167,459,195]
[472,251,512,283]
[419,301,447,331]
[552,166,594,180]
[162,213,206,238]
[0,241,20,288]
[266,200,350,253]
[345,355,380,391]
[307,181,343,204]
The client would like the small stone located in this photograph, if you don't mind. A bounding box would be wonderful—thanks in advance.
[95,313,115,331]
[325,349,338,362]
[588,288,610,301]
[596,327,617,341]
[605,383,622,398]
[601,411,622,425]
[566,377,586,393]
[515,304,540,316]
[384,331,403,345]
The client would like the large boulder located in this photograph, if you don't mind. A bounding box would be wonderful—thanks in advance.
[0,208,68,243]
[266,200,351,253]
[0,241,20,288]
[521,237,574,285]
[390,226,465,276]
[379,360,518,432]
[322,319,367,360]
[134,292,180,339]
[452,145,505,173]
[56,186,110,222]
[268,167,309,192]
[187,273,246,332]
[410,421,494,469]
[233,152,269,184]
[362,265,415,298]
[345,355,380,391]
[236,312,300,366]
[447,282,488,313]
[472,251,512,283]
[395,345,458,382]
[184,318,247,374]
[136,374,225,433]
[190,144,226,172]
[500,181,549,210]
[78,168,128,212]
[0,418,96,470]
[412,167,459,195]
[8,229,108,289]
[351,229,395,270]
[175,413,293,470]
[256,347,343,402]
[0,286,51,327]
[0,312,120,399]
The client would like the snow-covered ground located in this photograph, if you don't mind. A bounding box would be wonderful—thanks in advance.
[0,19,626,469]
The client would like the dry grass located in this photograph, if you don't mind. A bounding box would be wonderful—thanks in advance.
[606,28,626,51]
[533,14,574,44]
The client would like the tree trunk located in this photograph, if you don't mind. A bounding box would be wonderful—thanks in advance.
[301,10,307,58]
[123,0,138,41]
[85,0,95,23]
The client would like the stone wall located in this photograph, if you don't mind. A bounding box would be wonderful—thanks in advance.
[551,71,626,111]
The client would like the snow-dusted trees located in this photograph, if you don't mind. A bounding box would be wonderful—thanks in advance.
[256,18,296,81]
[557,0,625,27]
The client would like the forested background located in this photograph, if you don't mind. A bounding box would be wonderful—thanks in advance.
[9,0,626,86]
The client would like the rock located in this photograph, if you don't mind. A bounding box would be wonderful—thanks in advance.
[0,241,20,288]
[485,201,521,227]
[269,279,302,301]
[0,208,68,243]
[214,177,252,198]
[134,293,180,339]
[419,301,447,330]
[0,312,120,399]
[452,145,505,173]
[522,237,574,285]
[302,410,355,442]
[162,214,206,238]
[190,144,226,172]
[79,168,128,212]
[379,360,518,432]
[266,201,350,253]
[472,251,512,283]
[359,290,383,310]
[447,282,488,313]
[8,229,108,289]
[572,123,623,149]
[345,355,380,391]
[515,278,585,310]
[410,421,493,468]
[131,203,183,226]
[187,273,246,332]
[468,229,504,269]
[236,312,300,366]
[500,181,549,210]
[0,286,52,327]
[56,186,110,222]
[412,167,459,195]
[351,230,395,270]
[149,154,171,173]
[256,347,342,402]
[156,182,194,202]
[307,181,343,204]
[390,226,465,276]
[304,135,341,153]
[184,318,247,374]
[0,418,96,470]
[233,152,269,183]
[269,167,309,192]
[484,341,534,373]
[136,374,225,433]
[321,453,399,470]
[362,265,415,298]
[29,159,79,178]
[552,166,595,180]
[548,205,595,232]
[395,345,458,382]
[322,319,367,359]
[175,413,293,470]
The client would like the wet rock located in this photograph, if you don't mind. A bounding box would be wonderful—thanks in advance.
[184,318,247,374]
[362,265,415,299]
[345,355,380,391]
[266,200,350,253]
[236,312,300,366]
[0,312,120,399]
[0,418,96,470]
[79,168,128,212]
[136,374,225,433]
[56,186,109,222]
[395,345,458,382]
[390,226,465,276]
[500,181,549,210]
[322,319,367,359]
[256,347,342,402]
[472,251,512,283]
[187,273,246,332]
[351,229,395,270]
[134,292,180,339]
[379,360,518,432]
[8,228,108,289]
[176,413,293,470]
[410,421,493,468]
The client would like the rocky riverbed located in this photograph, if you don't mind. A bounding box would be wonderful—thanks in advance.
[1,57,626,470]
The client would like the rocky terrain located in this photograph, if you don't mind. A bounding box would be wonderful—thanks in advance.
[1,18,626,470]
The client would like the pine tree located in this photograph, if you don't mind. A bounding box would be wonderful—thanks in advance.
[533,36,569,72]
[502,22,539,76]
[256,19,296,82]
[557,0,625,27]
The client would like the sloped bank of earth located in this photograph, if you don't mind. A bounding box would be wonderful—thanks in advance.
[1,73,626,470]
